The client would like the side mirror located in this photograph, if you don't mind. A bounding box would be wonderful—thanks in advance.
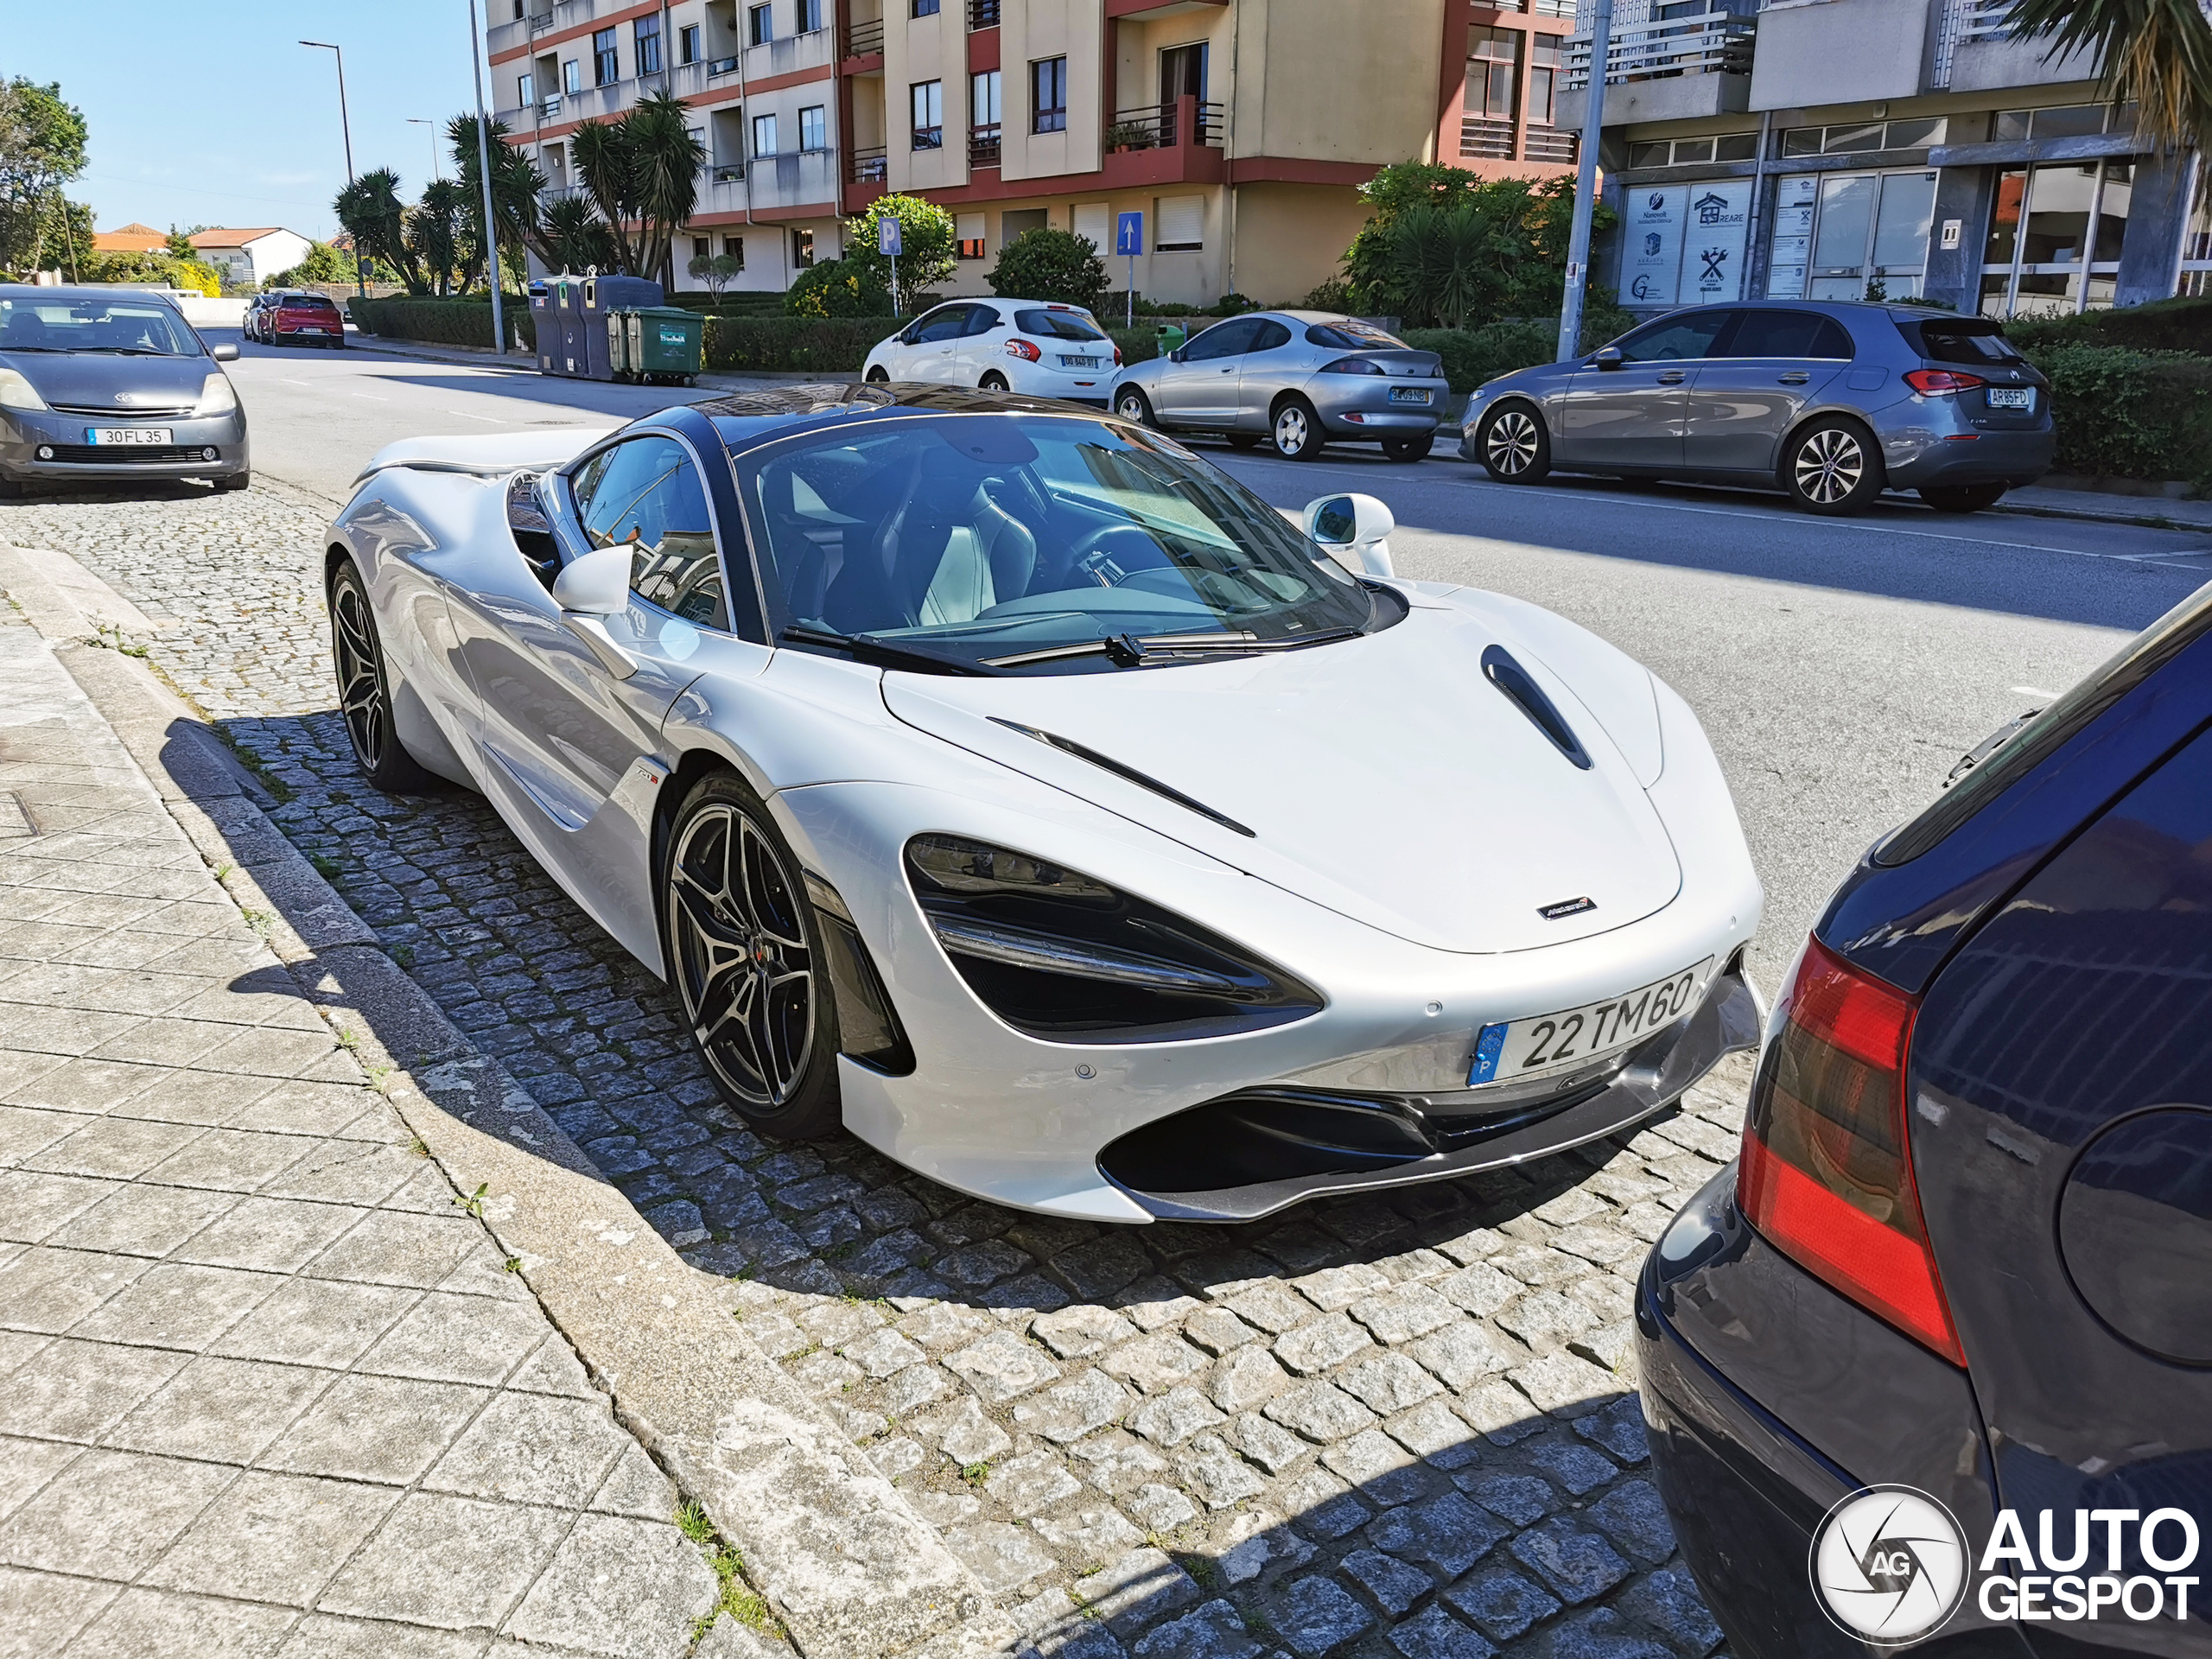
[1168,347,1186,363]
[1592,346,1624,372]
[551,543,632,615]
[209,343,240,362]
[1303,493,1395,579]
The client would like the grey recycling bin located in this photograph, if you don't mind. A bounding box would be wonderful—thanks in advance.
[535,273,664,379]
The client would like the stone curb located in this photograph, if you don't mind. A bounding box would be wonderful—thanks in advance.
[12,564,998,1659]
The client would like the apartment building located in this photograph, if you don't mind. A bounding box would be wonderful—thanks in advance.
[1559,0,2209,320]
[487,0,1594,303]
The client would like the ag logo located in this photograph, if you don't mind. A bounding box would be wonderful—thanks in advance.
[1810,1485,1968,1643]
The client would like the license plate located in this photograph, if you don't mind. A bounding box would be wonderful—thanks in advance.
[1986,387,2032,410]
[1389,386,1433,404]
[1467,958,1715,1085]
[86,428,173,446]
[1059,355,1099,368]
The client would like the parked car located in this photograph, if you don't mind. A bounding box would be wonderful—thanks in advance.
[1109,311,1448,461]
[0,285,249,496]
[250,289,346,348]
[862,299,1120,404]
[325,384,1763,1221]
[1460,301,2054,514]
[1639,581,2212,1656]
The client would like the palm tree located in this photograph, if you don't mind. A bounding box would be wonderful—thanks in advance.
[449,113,565,282]
[540,196,620,274]
[334,168,428,295]
[570,91,705,280]
[2005,0,2212,169]
[408,179,472,296]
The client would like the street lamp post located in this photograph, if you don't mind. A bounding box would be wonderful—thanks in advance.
[301,40,365,299]
[1555,0,1614,363]
[409,118,444,181]
[466,0,506,358]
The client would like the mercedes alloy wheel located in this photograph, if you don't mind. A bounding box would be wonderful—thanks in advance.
[1788,419,1883,514]
[1477,404,1550,483]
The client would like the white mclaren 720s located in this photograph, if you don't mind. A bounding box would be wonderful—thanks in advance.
[324,384,1763,1224]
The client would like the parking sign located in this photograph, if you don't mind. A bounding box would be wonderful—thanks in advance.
[1116,213,1144,257]
[878,217,903,257]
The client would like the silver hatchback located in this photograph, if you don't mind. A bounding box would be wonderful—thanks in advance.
[1109,310,1448,461]
[1458,300,2054,514]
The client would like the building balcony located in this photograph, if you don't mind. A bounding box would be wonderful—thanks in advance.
[969,0,1001,25]
[1099,97,1225,188]
[1941,0,2099,92]
[740,26,836,84]
[488,0,591,60]
[704,148,841,215]
[1556,5,1753,127]
[840,16,885,64]
[1459,114,1577,167]
[969,124,1001,168]
[1748,0,1940,111]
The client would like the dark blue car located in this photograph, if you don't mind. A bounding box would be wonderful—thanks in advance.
[1638,582,2212,1656]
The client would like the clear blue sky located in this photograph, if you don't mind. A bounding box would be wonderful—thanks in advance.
[11,2,492,243]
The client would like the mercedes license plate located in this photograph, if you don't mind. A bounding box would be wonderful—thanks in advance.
[1467,958,1715,1085]
[1986,387,2033,410]
[1389,386,1433,404]
[1059,354,1099,368]
[86,428,172,446]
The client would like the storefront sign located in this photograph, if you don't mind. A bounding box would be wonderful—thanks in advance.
[1765,174,1821,299]
[1624,186,1687,306]
[1683,181,1751,303]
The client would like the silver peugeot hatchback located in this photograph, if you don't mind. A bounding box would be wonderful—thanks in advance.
[1458,300,2053,514]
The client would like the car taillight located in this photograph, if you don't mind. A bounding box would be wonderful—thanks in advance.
[1320,356,1386,376]
[1738,934,1966,1365]
[1006,339,1041,361]
[1113,345,1122,366]
[1904,368,1986,395]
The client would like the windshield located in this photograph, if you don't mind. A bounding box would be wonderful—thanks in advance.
[1904,316,2024,365]
[0,297,203,356]
[1013,308,1106,342]
[734,413,1376,672]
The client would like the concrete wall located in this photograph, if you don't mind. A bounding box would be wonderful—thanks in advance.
[886,3,969,193]
[1238,0,1445,165]
[1557,73,1749,132]
[1230,181,1370,304]
[1948,33,2097,94]
[1001,0,1105,182]
[1748,0,1939,111]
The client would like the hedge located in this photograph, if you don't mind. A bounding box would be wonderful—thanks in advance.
[699,315,894,372]
[2006,296,2212,359]
[346,296,534,353]
[2015,343,2212,494]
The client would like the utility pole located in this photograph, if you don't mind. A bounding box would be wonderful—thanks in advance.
[1555,0,1613,363]
[301,41,365,298]
[410,118,444,181]
[467,0,506,356]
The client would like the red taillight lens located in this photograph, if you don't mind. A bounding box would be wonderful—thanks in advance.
[1006,339,1041,361]
[1320,355,1386,376]
[1113,345,1123,366]
[1904,368,1985,395]
[1738,935,1966,1365]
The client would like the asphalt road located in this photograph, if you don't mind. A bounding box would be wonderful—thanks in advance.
[219,330,2212,994]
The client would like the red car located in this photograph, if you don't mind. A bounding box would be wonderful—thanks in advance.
[251,289,346,348]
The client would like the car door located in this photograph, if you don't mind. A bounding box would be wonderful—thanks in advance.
[1557,308,1732,470]
[1155,316,1261,427]
[443,433,731,965]
[899,303,975,384]
[950,302,1004,384]
[1681,308,1854,474]
[1232,317,1300,431]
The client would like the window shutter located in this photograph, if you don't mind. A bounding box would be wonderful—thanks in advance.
[1072,204,1110,251]
[957,213,986,243]
[1158,195,1204,250]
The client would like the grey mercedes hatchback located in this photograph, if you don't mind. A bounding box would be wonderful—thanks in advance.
[1458,300,2052,515]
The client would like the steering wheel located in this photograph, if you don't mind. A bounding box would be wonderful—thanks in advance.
[1065,523,1163,587]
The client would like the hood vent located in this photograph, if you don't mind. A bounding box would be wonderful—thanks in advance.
[1482,645,1592,770]
[988,717,1256,837]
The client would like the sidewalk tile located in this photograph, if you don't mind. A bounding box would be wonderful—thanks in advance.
[25,1115,204,1179]
[0,1564,121,1659]
[0,1337,186,1440]
[210,1277,420,1370]
[0,1446,235,1576]
[48,1182,238,1257]
[143,1470,397,1606]
[357,1293,550,1387]
[589,1442,677,1521]
[4,1056,162,1114]
[106,1356,336,1463]
[85,1016,236,1070]
[275,1613,490,1659]
[176,1197,366,1274]
[263,1141,421,1207]
[62,1584,294,1659]
[199,1027,347,1079]
[72,1262,286,1351]
[0,1435,80,1523]
[0,1329,52,1378]
[436,1242,536,1303]
[385,1162,470,1217]
[0,1169,118,1241]
[0,1105,89,1166]
[308,1211,484,1289]
[125,1067,279,1128]
[260,1373,488,1484]
[504,1512,716,1659]
[424,1393,632,1509]
[507,1333,599,1400]
[0,1244,149,1332]
[0,1049,68,1099]
[1,1009,144,1057]
[318,1490,571,1630]
[230,1082,392,1140]
[141,1127,321,1193]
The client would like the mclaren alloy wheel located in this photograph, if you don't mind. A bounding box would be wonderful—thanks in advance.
[664,776,841,1138]
[328,556,431,791]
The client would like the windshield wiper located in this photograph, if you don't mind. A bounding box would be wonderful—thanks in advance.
[982,627,1366,669]
[0,345,66,353]
[779,624,995,677]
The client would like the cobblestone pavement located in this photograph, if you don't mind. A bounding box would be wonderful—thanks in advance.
[4,484,1753,1659]
[0,610,738,1658]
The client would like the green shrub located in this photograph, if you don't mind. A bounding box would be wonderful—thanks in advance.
[700,315,898,372]
[785,257,892,318]
[988,227,1110,311]
[2017,342,2212,493]
[1402,302,1642,393]
[842,194,958,302]
[1107,328,1158,367]
[346,296,533,352]
[2005,296,2212,359]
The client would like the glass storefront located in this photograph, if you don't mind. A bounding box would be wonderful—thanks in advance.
[1765,169,1936,300]
[1979,159,2133,317]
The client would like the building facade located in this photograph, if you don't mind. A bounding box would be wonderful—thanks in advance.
[188,229,316,289]
[487,0,1590,304]
[1560,0,2209,321]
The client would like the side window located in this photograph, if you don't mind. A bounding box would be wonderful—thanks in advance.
[1614,310,1732,363]
[963,305,1002,336]
[1249,319,1293,352]
[910,306,969,345]
[1180,317,1261,362]
[576,436,729,631]
[1728,308,1854,359]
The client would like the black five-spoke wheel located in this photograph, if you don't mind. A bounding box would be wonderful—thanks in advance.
[328,557,430,791]
[664,777,840,1136]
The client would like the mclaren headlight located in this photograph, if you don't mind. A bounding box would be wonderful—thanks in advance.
[906,835,1322,1044]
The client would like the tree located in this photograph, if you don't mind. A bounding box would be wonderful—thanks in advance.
[2006,0,2212,174]
[407,179,473,296]
[265,240,354,288]
[1339,165,1609,329]
[540,196,619,274]
[336,169,428,295]
[785,257,892,317]
[987,226,1109,310]
[687,251,743,302]
[570,91,705,279]
[0,78,88,276]
[450,113,560,283]
[841,194,957,308]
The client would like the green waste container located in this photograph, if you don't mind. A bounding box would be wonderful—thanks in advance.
[606,313,633,381]
[1154,322,1188,356]
[622,307,704,386]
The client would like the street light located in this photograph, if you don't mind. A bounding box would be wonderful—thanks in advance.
[409,118,444,181]
[301,40,365,299]
[465,0,506,358]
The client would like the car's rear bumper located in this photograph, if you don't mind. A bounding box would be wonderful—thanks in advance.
[1308,382,1447,438]
[1884,426,2054,488]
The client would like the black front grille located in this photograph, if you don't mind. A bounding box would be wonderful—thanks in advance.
[44,445,215,465]
[48,404,195,419]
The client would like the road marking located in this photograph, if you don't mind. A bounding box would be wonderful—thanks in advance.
[279,378,315,388]
[449,412,505,423]
[350,393,389,402]
[2012,686,2059,697]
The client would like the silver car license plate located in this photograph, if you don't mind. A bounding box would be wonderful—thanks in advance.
[1059,355,1099,368]
[1466,958,1714,1085]
[1389,386,1432,404]
[1986,387,2033,410]
[86,428,173,446]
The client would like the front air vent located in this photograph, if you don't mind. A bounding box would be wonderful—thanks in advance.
[1482,645,1591,770]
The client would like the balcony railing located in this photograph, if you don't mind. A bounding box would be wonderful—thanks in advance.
[1103,99,1224,151]
[969,124,1001,166]
[540,94,563,118]
[1954,0,2021,45]
[849,147,888,183]
[712,162,745,182]
[1460,116,1513,159]
[707,54,741,76]
[842,16,885,57]
[1525,124,1577,162]
[969,0,1001,24]
[912,125,943,149]
[1562,9,1756,89]
[529,9,551,28]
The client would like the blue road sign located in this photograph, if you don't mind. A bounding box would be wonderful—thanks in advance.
[1116,212,1144,257]
[878,217,903,257]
